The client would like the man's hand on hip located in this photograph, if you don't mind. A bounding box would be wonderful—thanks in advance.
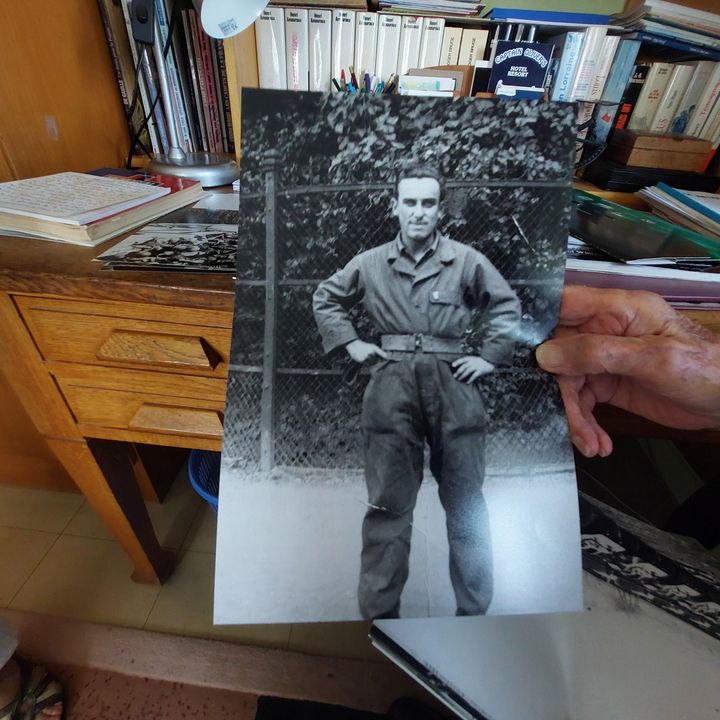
[452,356,495,383]
[346,339,389,364]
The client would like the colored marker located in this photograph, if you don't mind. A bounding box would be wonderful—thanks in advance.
[349,64,359,89]
[332,78,342,92]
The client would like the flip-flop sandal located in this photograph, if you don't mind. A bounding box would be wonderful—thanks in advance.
[0,657,64,720]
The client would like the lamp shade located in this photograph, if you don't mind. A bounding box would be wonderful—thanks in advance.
[200,0,269,39]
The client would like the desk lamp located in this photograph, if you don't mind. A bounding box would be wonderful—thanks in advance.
[131,0,266,186]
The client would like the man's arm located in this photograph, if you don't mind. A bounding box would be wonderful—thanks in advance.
[312,258,388,362]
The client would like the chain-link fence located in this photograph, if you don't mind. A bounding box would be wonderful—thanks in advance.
[223,153,571,473]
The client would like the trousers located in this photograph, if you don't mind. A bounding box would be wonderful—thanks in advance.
[358,354,493,619]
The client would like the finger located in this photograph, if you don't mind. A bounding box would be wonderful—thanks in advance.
[451,358,469,369]
[454,366,472,381]
[559,286,677,336]
[372,346,389,360]
[536,334,680,383]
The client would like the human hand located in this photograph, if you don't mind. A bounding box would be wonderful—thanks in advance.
[452,356,496,383]
[535,285,720,458]
[345,339,389,364]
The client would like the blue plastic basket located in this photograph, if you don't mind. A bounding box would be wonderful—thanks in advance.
[188,450,221,513]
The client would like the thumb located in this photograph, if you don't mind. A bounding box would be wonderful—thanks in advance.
[536,334,662,378]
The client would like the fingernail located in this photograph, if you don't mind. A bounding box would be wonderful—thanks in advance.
[536,344,563,370]
[571,435,589,457]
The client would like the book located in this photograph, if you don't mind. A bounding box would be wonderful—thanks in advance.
[457,28,488,66]
[487,40,553,96]
[686,63,720,138]
[653,182,720,227]
[375,14,402,81]
[196,15,225,152]
[648,63,695,133]
[585,39,641,149]
[487,8,610,24]
[439,25,463,65]
[627,31,720,61]
[332,10,356,81]
[549,31,585,102]
[397,15,424,76]
[182,8,209,152]
[285,8,310,91]
[418,17,445,69]
[670,61,717,135]
[255,7,288,90]
[586,35,620,102]
[308,9,333,92]
[354,11,379,78]
[568,26,608,101]
[0,172,204,246]
[627,62,673,132]
[214,39,235,154]
[615,63,651,130]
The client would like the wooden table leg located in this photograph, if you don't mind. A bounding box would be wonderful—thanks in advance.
[0,292,172,584]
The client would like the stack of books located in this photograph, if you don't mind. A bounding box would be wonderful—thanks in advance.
[0,170,204,246]
[638,182,720,239]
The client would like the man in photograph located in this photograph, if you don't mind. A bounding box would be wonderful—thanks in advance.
[313,163,522,619]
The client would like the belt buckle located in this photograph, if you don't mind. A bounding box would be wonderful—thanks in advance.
[414,333,423,352]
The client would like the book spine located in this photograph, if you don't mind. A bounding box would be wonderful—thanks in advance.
[397,15,423,76]
[569,26,608,101]
[418,17,445,70]
[256,8,288,89]
[632,32,720,61]
[119,0,161,153]
[586,35,619,102]
[641,20,720,51]
[285,8,309,91]
[216,40,235,154]
[657,183,720,225]
[331,10,355,83]
[669,61,714,135]
[141,48,170,153]
[197,20,224,152]
[549,32,584,102]
[457,28,489,67]
[686,65,720,137]
[575,101,595,163]
[439,26,462,66]
[490,9,609,23]
[627,62,673,132]
[209,38,229,153]
[648,64,695,134]
[154,0,193,152]
[182,8,209,152]
[375,14,401,81]
[354,12,378,79]
[189,9,218,150]
[308,9,332,92]
[614,64,651,130]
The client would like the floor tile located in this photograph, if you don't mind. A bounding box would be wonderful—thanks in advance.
[0,527,57,606]
[288,621,381,663]
[64,475,203,550]
[181,504,217,554]
[145,551,291,648]
[0,486,83,533]
[10,535,159,627]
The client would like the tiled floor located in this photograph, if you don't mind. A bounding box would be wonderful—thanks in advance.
[0,471,377,662]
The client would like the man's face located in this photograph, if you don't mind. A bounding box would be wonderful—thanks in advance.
[392,177,442,244]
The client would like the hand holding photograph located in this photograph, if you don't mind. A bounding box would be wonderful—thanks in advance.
[215,89,582,623]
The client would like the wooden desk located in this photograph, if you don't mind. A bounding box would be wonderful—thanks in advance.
[1,235,719,584]
[0,236,235,583]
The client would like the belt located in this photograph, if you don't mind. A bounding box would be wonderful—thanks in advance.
[381,333,464,354]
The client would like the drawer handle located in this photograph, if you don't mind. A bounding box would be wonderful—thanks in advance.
[97,330,222,370]
[128,404,224,438]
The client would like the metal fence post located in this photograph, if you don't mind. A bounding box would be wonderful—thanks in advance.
[260,149,281,471]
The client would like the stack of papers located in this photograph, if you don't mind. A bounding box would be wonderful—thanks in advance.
[637,183,720,240]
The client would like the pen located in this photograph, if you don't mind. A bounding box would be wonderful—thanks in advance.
[349,64,359,89]
[364,73,371,93]
[341,68,347,89]
[332,78,342,92]
[347,82,356,94]
[375,81,384,94]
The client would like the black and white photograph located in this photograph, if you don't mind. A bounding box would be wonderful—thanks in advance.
[215,89,582,623]
[95,222,238,272]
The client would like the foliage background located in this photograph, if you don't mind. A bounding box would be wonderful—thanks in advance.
[225,91,577,471]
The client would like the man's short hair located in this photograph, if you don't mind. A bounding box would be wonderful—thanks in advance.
[394,163,445,200]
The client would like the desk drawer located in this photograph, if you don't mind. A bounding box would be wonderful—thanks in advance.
[15,295,232,377]
[53,365,226,441]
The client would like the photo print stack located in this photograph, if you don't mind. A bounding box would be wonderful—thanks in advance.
[215,89,582,623]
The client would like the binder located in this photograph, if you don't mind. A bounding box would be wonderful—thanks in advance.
[457,28,488,66]
[418,17,445,70]
[285,8,309,91]
[375,14,402,82]
[354,12,378,79]
[255,8,287,90]
[308,9,332,92]
[397,16,424,76]
[439,26,463,66]
[332,10,356,82]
